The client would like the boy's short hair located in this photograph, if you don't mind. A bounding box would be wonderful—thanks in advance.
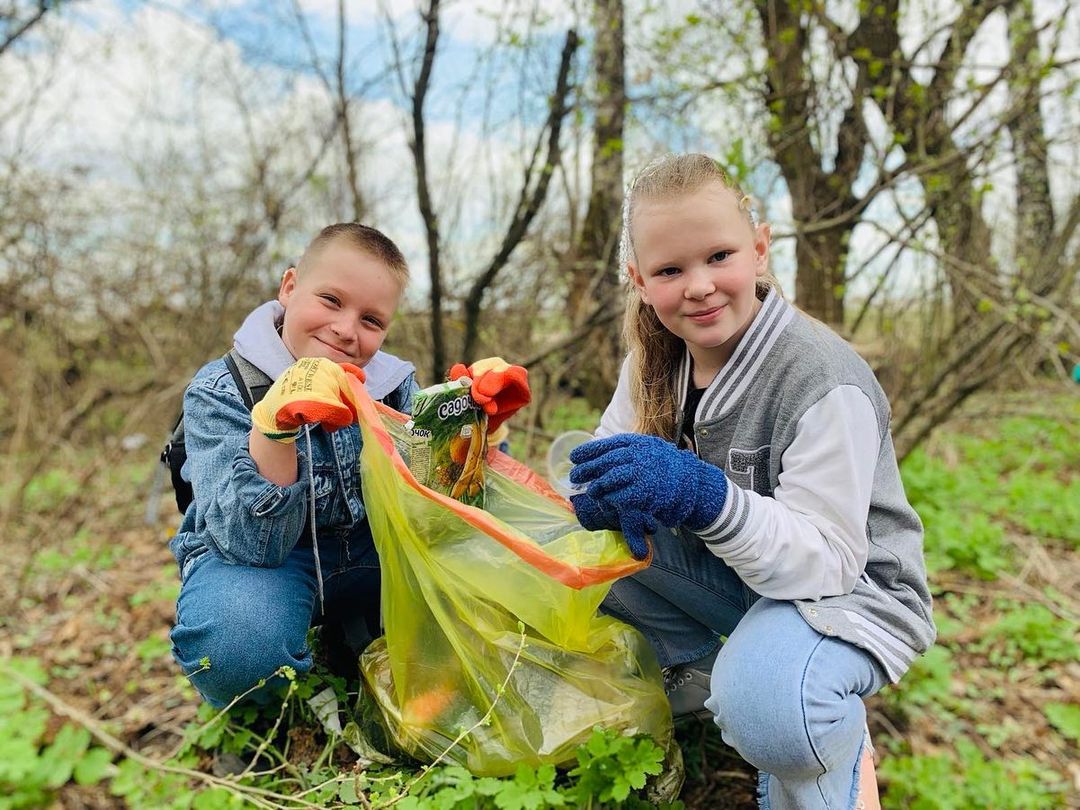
[299,223,409,286]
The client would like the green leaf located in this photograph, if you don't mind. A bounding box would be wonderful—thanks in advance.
[567,728,665,805]
[338,778,360,804]
[3,656,49,686]
[193,787,237,809]
[73,747,113,785]
[489,763,566,809]
[135,635,172,665]
[37,724,91,788]
[107,757,146,797]
[1045,702,1080,743]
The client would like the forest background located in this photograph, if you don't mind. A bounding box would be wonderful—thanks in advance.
[0,0,1077,807]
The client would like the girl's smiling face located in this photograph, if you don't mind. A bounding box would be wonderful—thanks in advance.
[627,181,770,381]
[277,238,403,367]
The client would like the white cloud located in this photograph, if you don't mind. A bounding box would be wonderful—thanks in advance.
[437,0,577,46]
[0,0,546,299]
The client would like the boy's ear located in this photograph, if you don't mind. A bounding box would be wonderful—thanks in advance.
[627,261,651,305]
[277,266,299,306]
[753,223,771,277]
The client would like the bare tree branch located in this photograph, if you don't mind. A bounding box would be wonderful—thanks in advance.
[459,28,580,363]
[405,0,445,381]
[0,0,57,60]
[335,0,365,221]
[522,304,620,369]
[289,0,370,221]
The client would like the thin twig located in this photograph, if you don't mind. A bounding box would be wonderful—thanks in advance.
[166,667,291,760]
[240,680,298,778]
[0,660,322,809]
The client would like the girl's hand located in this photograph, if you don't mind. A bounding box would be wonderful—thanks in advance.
[251,357,366,443]
[572,490,655,560]
[569,434,729,533]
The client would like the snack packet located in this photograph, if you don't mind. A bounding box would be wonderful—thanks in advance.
[401,379,488,508]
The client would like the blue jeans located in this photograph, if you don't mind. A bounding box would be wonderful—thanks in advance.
[602,527,886,810]
[170,535,381,708]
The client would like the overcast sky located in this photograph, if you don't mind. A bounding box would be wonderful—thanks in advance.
[2,0,1077,303]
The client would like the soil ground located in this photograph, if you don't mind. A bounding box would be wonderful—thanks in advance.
[2,389,1077,807]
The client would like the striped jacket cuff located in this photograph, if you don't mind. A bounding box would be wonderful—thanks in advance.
[695,478,749,545]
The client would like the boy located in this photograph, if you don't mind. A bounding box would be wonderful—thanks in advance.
[169,223,417,707]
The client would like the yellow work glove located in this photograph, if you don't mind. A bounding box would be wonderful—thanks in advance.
[251,357,366,443]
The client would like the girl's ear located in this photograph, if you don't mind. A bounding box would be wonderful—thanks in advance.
[627,261,651,305]
[753,223,771,277]
[277,266,299,307]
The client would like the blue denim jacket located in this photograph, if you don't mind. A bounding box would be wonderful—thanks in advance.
[169,301,417,580]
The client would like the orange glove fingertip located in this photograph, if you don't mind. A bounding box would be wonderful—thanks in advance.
[278,400,355,432]
[339,362,367,384]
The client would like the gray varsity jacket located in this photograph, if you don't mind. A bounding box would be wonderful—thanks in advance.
[598,290,936,681]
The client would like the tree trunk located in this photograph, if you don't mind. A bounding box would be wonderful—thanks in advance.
[336,0,366,223]
[565,0,626,408]
[756,0,867,328]
[890,0,1078,458]
[1007,0,1056,289]
[793,228,847,326]
[929,173,997,329]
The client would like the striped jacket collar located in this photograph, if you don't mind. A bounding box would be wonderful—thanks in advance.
[678,288,795,424]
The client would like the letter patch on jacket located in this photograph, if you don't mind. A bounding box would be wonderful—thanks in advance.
[727,445,771,495]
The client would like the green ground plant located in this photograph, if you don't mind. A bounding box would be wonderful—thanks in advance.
[1,651,679,809]
[1044,702,1080,744]
[873,393,1078,808]
[878,739,1068,810]
[977,601,1079,670]
[0,658,113,809]
[901,408,1080,578]
[3,390,1077,807]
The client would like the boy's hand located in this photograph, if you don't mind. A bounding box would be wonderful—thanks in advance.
[447,356,530,433]
[251,358,366,443]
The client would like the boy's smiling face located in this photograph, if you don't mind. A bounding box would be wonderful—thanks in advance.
[277,238,403,367]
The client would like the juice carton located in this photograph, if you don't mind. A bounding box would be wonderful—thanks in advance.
[402,379,488,508]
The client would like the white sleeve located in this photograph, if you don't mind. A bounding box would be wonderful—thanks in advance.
[694,385,881,600]
[595,355,636,438]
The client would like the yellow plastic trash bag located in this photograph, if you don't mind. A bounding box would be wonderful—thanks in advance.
[349,377,673,776]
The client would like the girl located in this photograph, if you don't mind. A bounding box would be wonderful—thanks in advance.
[568,154,935,809]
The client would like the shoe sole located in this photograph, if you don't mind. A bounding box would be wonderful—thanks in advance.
[673,708,714,722]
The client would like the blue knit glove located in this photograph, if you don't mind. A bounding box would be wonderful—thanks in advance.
[570,491,655,560]
[569,489,619,531]
[569,434,729,532]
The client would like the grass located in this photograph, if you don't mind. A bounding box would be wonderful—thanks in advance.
[869,389,1079,809]
[0,386,1077,807]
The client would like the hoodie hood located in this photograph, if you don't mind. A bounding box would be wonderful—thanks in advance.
[233,300,416,400]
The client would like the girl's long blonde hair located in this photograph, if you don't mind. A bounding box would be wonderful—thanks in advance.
[621,153,774,440]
